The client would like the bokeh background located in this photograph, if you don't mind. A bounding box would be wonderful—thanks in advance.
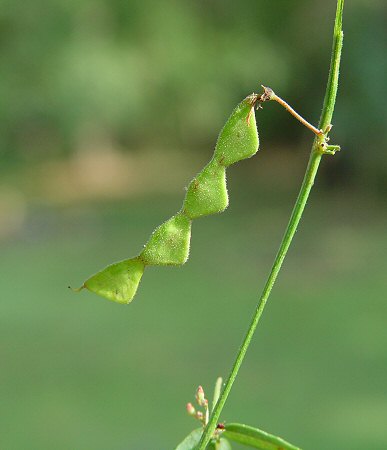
[1,0,386,449]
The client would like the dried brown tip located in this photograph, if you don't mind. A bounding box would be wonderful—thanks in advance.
[68,285,85,293]
[259,85,275,102]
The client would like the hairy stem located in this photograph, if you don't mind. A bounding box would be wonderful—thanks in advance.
[197,1,344,448]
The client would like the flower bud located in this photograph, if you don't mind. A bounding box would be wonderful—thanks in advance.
[196,385,206,406]
[196,411,204,421]
[186,402,196,416]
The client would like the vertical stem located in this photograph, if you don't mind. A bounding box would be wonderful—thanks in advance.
[198,147,322,449]
[319,0,344,131]
[197,1,344,448]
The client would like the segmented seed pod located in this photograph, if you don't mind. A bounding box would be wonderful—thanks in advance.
[183,158,228,219]
[81,257,145,305]
[75,94,259,304]
[214,94,260,166]
[140,213,192,266]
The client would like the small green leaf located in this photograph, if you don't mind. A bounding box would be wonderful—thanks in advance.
[211,437,232,450]
[212,377,223,413]
[175,428,202,450]
[223,423,301,450]
[175,429,232,450]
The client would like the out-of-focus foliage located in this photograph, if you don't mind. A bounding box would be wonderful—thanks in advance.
[1,0,386,185]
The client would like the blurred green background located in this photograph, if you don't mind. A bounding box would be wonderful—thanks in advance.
[1,0,386,449]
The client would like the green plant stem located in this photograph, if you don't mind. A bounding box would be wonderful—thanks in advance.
[320,0,344,130]
[198,147,322,450]
[197,1,344,448]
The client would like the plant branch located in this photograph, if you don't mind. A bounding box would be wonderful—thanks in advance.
[197,1,344,448]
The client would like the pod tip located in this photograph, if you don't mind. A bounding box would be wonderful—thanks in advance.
[68,284,85,293]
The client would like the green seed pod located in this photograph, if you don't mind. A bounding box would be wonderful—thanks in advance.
[74,94,259,304]
[140,213,192,266]
[79,257,145,304]
[183,158,228,219]
[214,94,259,167]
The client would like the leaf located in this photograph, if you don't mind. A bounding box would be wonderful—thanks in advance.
[175,429,232,450]
[213,437,232,450]
[175,428,202,450]
[223,423,301,450]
